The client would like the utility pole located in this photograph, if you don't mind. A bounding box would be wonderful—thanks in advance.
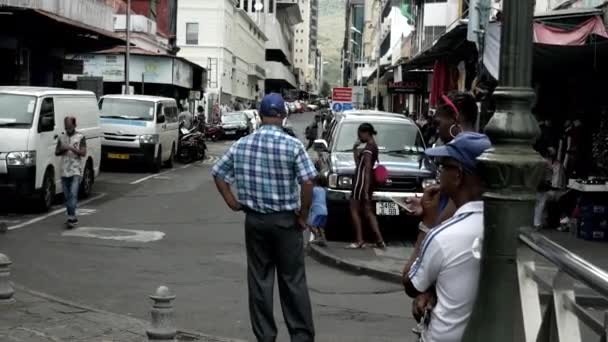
[125,0,131,94]
[374,0,382,110]
[461,1,543,340]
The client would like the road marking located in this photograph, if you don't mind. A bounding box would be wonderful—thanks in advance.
[78,208,98,216]
[62,227,165,242]
[8,193,107,231]
[129,164,191,185]
[202,155,220,165]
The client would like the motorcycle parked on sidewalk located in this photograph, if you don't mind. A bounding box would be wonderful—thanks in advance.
[177,121,207,164]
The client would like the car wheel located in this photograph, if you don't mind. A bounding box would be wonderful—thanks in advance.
[165,143,175,168]
[152,146,162,173]
[37,169,56,212]
[79,161,94,199]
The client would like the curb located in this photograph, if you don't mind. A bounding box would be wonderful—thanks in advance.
[307,247,608,307]
[13,283,246,342]
[307,244,403,285]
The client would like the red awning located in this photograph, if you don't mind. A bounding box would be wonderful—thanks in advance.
[534,16,608,46]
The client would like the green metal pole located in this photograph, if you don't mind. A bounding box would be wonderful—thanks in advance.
[461,1,545,341]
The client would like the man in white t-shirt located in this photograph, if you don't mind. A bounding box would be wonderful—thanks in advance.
[403,132,491,342]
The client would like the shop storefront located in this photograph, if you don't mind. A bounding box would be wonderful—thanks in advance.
[387,71,429,117]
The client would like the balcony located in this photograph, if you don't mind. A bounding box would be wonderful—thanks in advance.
[248,63,266,79]
[265,61,296,88]
[263,19,293,64]
[276,0,303,26]
[0,0,114,32]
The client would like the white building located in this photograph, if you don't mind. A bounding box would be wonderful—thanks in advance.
[237,0,302,96]
[177,0,267,107]
[292,0,320,95]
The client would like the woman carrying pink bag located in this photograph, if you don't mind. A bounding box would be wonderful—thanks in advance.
[347,123,387,249]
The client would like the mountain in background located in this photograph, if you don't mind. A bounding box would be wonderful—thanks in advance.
[318,0,345,88]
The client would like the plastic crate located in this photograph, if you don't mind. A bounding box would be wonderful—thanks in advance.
[578,216,608,241]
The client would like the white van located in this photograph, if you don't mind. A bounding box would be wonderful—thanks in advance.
[0,87,102,211]
[98,95,179,172]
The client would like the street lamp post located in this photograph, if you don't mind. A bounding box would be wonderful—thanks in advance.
[374,0,383,110]
[124,0,131,94]
[462,1,544,340]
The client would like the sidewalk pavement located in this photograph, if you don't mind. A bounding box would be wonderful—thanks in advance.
[1,284,244,342]
[308,230,608,298]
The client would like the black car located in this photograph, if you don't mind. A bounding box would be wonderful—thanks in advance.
[220,112,251,139]
[314,111,435,240]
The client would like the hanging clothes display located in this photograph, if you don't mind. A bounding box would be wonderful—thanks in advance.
[429,61,447,108]
[592,112,608,176]
[457,61,466,91]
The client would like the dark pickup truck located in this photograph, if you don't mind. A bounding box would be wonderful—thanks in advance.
[314,110,435,238]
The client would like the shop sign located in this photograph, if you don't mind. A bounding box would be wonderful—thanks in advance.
[64,54,193,88]
[173,58,194,88]
[388,80,424,93]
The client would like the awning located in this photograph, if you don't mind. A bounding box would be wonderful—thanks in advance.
[484,16,608,79]
[33,9,122,43]
[399,24,476,71]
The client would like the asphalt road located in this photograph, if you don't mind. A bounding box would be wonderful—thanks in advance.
[0,112,418,341]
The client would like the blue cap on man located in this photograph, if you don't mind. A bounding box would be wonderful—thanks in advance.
[259,93,286,117]
[425,132,492,172]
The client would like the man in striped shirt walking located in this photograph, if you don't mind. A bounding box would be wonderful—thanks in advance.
[212,93,316,342]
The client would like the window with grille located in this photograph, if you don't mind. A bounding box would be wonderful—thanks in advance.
[186,23,199,45]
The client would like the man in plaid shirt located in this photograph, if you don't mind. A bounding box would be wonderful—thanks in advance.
[212,93,316,342]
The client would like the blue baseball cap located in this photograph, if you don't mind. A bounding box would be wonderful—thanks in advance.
[259,93,286,117]
[425,132,491,172]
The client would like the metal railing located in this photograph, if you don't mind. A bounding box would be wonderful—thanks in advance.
[518,228,608,342]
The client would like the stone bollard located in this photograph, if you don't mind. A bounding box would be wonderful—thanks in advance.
[146,285,177,342]
[0,254,15,304]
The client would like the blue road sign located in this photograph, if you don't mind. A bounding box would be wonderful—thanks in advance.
[332,102,343,112]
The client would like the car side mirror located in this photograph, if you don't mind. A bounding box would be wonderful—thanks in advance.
[313,139,329,152]
[38,113,55,132]
[157,114,166,124]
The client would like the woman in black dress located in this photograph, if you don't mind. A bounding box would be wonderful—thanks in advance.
[348,123,386,249]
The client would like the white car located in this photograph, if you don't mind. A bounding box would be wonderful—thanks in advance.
[98,95,179,172]
[307,104,319,111]
[242,109,261,132]
[0,86,102,211]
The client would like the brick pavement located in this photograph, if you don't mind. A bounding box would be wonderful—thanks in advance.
[0,285,244,342]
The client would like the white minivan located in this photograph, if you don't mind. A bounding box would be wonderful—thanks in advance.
[0,87,102,211]
[98,95,179,172]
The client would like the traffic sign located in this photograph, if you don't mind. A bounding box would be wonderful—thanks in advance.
[332,87,353,102]
[332,87,354,113]
[332,102,343,112]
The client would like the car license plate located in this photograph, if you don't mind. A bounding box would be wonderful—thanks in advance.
[376,202,399,216]
[107,153,129,160]
[225,131,236,135]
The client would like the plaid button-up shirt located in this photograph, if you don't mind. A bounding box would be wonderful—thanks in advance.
[212,125,317,213]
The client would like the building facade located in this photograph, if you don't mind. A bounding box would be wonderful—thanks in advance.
[292,0,321,96]
[237,0,303,97]
[177,0,267,106]
[0,0,122,86]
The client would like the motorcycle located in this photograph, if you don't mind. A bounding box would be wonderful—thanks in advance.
[177,121,207,164]
[205,124,224,141]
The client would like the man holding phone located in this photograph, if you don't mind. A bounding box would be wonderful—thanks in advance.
[55,116,87,229]
[403,132,491,342]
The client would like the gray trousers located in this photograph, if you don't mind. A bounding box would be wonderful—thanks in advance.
[245,211,315,342]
